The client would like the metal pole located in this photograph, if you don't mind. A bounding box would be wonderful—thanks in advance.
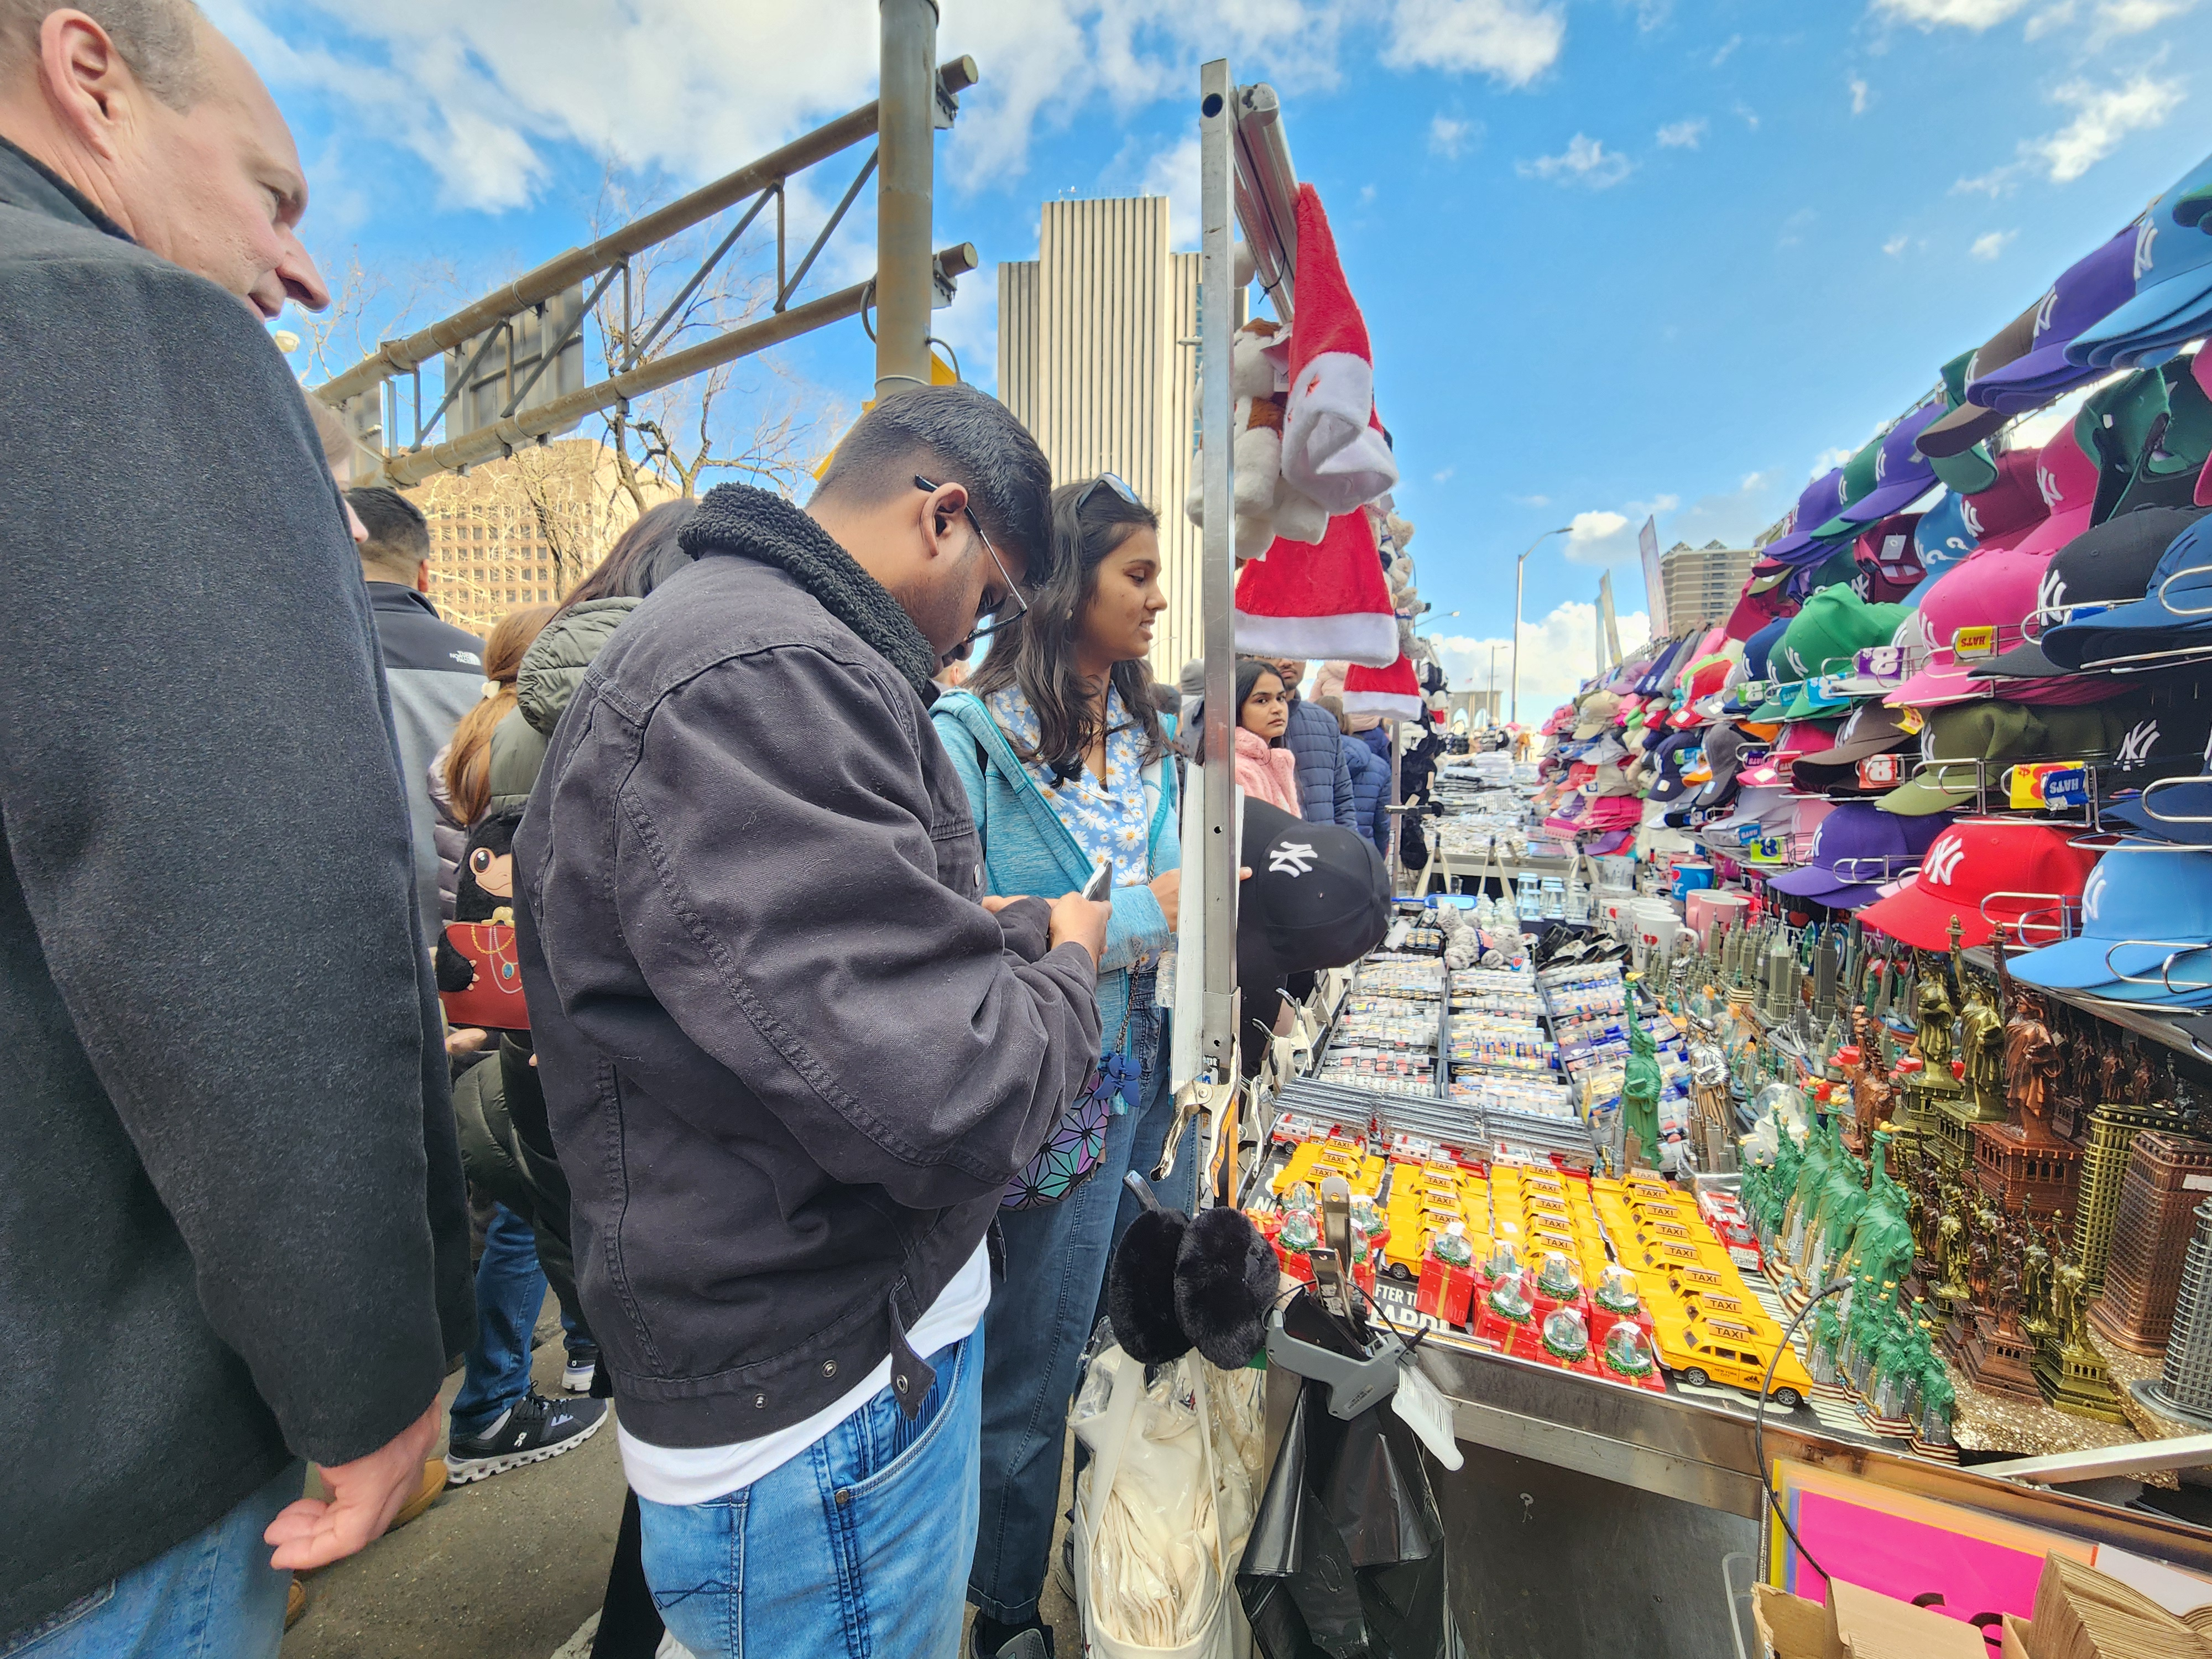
[313,59,978,409]
[1198,59,1239,1080]
[875,0,938,400]
[375,247,975,486]
[1510,524,1571,726]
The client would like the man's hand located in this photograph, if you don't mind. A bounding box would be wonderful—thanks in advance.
[980,894,1020,915]
[264,1398,440,1571]
[1047,893,1111,969]
[445,1026,488,1061]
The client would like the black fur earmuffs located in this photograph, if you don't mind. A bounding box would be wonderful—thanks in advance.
[1105,1192,1281,1370]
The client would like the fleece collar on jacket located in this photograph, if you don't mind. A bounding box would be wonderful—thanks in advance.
[679,483,940,703]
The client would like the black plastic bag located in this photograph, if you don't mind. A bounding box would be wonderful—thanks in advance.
[1236,1297,1464,1658]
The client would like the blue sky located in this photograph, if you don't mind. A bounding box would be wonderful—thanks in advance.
[208,0,2212,709]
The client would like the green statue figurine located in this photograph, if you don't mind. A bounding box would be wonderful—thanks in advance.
[1623,980,1663,1172]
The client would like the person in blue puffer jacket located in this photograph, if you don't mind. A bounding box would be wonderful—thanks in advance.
[932,474,1197,1659]
[1320,692,1393,857]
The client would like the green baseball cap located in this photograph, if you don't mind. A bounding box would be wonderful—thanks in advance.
[1813,437,1885,539]
[1876,701,2135,816]
[1924,350,1999,496]
[1773,586,1909,685]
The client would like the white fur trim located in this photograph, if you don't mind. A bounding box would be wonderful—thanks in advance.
[1233,609,1400,668]
[1340,689,1424,718]
[1283,353,1400,513]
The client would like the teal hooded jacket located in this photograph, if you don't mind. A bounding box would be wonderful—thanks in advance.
[931,688,1179,1050]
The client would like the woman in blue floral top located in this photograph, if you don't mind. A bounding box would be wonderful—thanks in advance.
[931,476,1188,1657]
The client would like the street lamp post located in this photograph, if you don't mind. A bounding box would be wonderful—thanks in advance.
[1486,644,1501,727]
[1511,526,1572,727]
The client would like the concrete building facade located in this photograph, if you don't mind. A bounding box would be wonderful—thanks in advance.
[1660,541,1757,636]
[997,197,1208,681]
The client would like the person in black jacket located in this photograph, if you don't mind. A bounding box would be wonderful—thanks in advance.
[517,384,1109,1659]
[0,7,472,1656]
[349,484,486,950]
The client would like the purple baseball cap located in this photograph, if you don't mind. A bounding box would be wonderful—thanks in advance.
[1766,802,1957,910]
[1761,467,1850,564]
[1966,228,2141,413]
[1833,399,1947,529]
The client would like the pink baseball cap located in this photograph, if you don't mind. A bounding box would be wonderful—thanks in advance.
[1997,423,2100,563]
[1882,544,2052,708]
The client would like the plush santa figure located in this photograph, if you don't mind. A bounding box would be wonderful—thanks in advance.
[1280,184,1399,514]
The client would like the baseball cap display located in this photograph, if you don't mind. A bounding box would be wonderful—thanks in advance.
[1920,350,2001,493]
[1877,701,2121,816]
[1235,800,1390,989]
[1646,733,1702,804]
[1744,615,1791,681]
[1773,585,1909,685]
[1766,804,1957,910]
[1762,467,1851,565]
[1856,819,2102,950]
[1964,228,2140,411]
[2108,780,2212,847]
[1953,446,2052,550]
[2067,155,2212,369]
[1881,545,2052,708]
[2098,353,2212,521]
[2038,514,2212,670]
[1917,300,2041,458]
[1973,507,2206,679]
[2008,843,2212,1008]
[1573,690,1622,738]
[1854,512,1927,604]
[1912,492,1980,585]
[1823,400,1945,534]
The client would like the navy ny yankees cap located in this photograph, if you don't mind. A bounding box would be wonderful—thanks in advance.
[1237,800,1391,988]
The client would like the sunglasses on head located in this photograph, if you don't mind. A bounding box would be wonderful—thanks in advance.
[1073,472,1141,517]
[915,474,1029,643]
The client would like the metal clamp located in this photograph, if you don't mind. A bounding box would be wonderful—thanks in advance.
[1975,889,2083,946]
[2101,940,2212,994]
[1264,1300,1407,1420]
[2142,773,2212,824]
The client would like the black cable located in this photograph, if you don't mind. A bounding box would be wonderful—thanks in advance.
[1755,1279,1847,1590]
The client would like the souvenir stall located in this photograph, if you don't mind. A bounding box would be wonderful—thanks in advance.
[1112,56,2212,1659]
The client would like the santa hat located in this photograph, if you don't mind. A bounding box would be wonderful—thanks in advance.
[1234,509,1399,666]
[1339,655,1423,719]
[1281,185,1399,514]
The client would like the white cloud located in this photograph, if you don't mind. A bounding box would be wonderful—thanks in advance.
[1850,75,1871,114]
[1627,492,1681,516]
[2093,0,2201,40]
[1141,134,1202,249]
[2030,70,2186,181]
[1873,0,2033,26]
[1562,509,1636,565]
[1882,232,1910,254]
[1359,182,1378,204]
[1433,466,1457,482]
[1431,603,1653,714]
[1664,469,1792,547]
[2026,2,2079,36]
[1656,117,1708,149]
[1632,0,1672,29]
[1430,114,1479,160]
[1383,0,1567,85]
[1778,206,1816,248]
[1952,66,2184,194]
[1733,100,1761,130]
[1517,134,1635,188]
[1710,34,1742,64]
[1511,493,1552,507]
[1971,228,2018,258]
[1811,445,1854,474]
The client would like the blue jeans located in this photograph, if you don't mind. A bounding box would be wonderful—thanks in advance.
[969,1003,1191,1625]
[2,1459,302,1658]
[638,1331,982,1659]
[452,1202,545,1436]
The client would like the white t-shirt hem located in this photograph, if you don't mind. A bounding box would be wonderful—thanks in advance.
[617,1237,993,1507]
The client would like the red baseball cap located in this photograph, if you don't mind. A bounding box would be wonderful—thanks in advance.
[1999,423,2101,563]
[1856,819,2101,951]
[1955,446,2051,549]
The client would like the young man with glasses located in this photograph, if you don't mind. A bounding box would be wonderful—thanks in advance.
[514,384,1111,1658]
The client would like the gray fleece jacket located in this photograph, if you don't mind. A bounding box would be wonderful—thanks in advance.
[0,139,473,1634]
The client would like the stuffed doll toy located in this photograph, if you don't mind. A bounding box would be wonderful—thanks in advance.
[436,808,530,1031]
[1185,319,1332,556]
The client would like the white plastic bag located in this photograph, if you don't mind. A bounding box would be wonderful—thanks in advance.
[1071,1346,1265,1659]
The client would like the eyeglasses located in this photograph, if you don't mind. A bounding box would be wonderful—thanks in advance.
[915,475,1029,642]
[1073,472,1142,518]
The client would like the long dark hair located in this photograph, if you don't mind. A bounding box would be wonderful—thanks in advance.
[1194,656,1285,763]
[559,497,700,612]
[968,477,1165,776]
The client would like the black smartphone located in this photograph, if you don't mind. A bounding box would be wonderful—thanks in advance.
[1080,858,1114,901]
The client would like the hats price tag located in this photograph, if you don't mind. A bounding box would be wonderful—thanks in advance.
[1952,624,1999,660]
[2009,763,2062,810]
[1857,646,1905,682]
[1858,754,1904,788]
[1818,675,1849,699]
[2042,768,2088,808]
[1897,706,1925,734]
